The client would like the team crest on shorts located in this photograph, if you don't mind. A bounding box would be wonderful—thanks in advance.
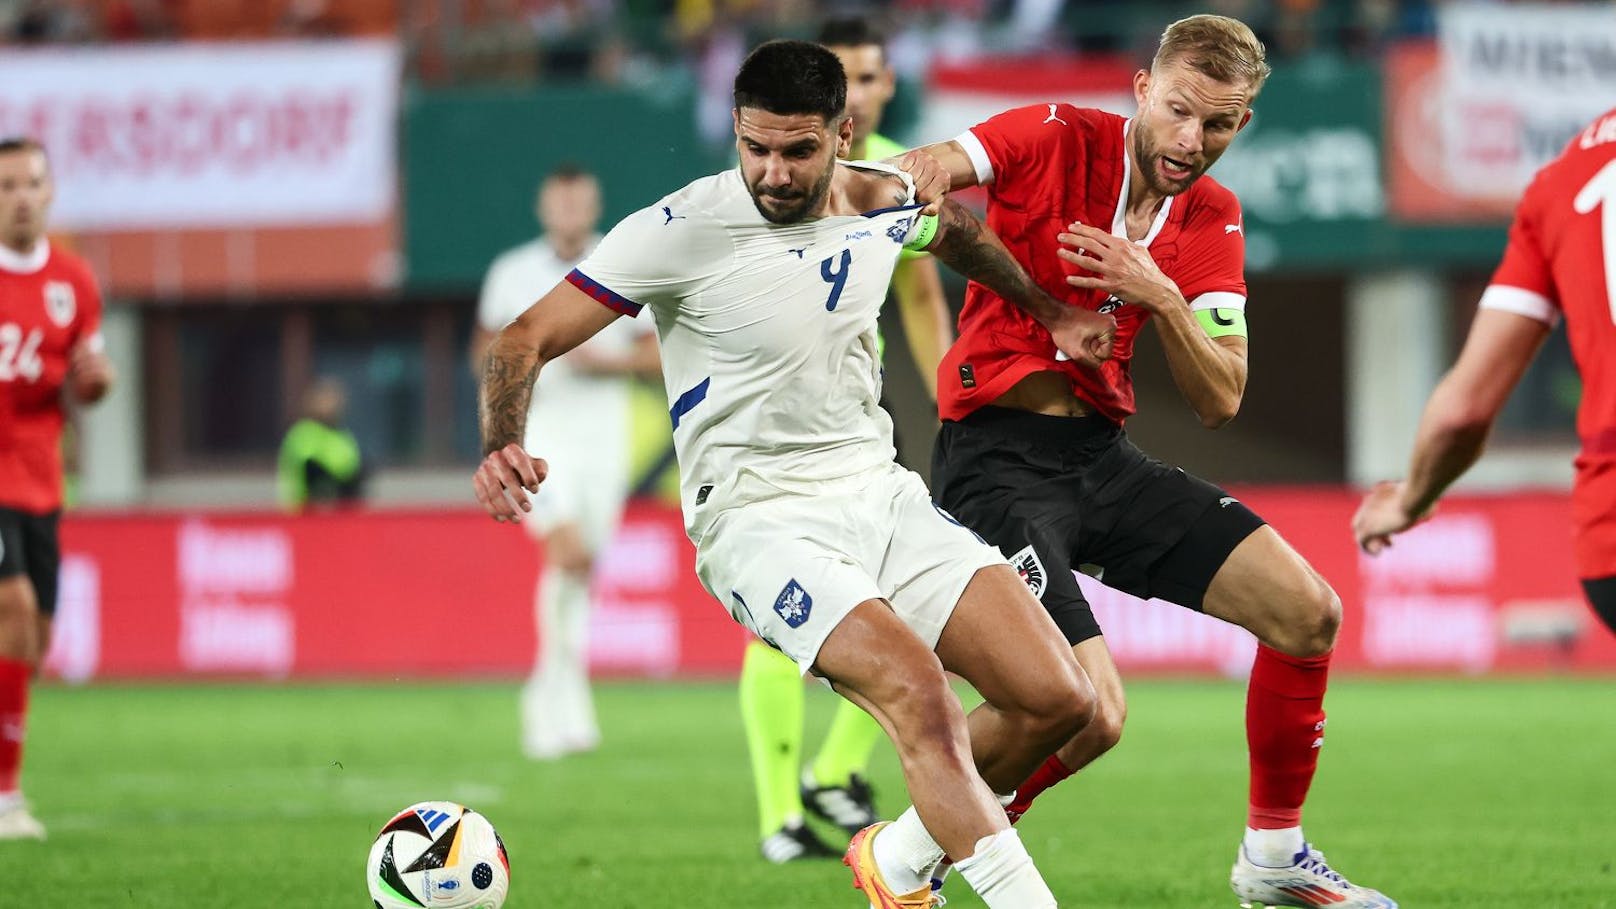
[773,579,813,628]
[1006,545,1046,599]
[44,281,75,327]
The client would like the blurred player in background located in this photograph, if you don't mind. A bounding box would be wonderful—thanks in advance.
[471,164,659,760]
[0,138,114,840]
[277,376,365,512]
[475,39,1120,908]
[738,15,956,864]
[1355,105,1616,639]
[913,16,1397,907]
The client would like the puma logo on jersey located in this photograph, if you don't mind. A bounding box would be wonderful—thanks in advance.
[788,247,807,259]
[662,206,686,225]
[1043,104,1067,126]
[1224,222,1242,234]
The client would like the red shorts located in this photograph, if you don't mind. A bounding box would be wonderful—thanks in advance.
[1572,457,1616,579]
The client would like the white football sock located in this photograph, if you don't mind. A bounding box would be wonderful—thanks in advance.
[1243,826,1305,867]
[954,828,1056,908]
[929,791,1013,889]
[874,808,944,893]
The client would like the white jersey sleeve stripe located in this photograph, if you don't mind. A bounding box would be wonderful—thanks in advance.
[1479,283,1561,326]
[955,129,995,186]
[566,267,644,317]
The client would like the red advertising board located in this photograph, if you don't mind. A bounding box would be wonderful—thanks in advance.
[43,491,1615,682]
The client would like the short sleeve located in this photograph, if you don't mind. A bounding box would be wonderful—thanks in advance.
[476,254,523,331]
[1178,195,1248,315]
[75,264,105,353]
[962,103,1078,188]
[568,201,731,317]
[1480,194,1561,326]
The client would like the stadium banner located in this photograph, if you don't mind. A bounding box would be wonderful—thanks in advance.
[43,490,1615,683]
[1387,6,1616,223]
[0,40,401,231]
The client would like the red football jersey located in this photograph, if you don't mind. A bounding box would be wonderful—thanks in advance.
[1480,106,1616,575]
[938,105,1247,423]
[0,241,103,514]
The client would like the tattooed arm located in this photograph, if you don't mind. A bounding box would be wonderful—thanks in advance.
[923,198,1116,367]
[473,281,622,521]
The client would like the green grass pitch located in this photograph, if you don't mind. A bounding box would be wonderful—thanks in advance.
[9,678,1614,907]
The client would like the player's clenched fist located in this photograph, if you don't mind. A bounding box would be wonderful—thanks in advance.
[892,148,949,214]
[473,442,548,523]
[67,340,115,404]
[1047,304,1117,370]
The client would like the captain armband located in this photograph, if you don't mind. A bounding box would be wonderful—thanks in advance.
[902,214,940,251]
[1195,307,1248,339]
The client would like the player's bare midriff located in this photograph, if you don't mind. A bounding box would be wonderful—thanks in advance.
[991,370,1095,417]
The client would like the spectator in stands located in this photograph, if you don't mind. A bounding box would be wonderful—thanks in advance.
[278,377,365,512]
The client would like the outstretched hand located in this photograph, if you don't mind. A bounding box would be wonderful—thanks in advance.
[1352,480,1432,554]
[473,442,549,523]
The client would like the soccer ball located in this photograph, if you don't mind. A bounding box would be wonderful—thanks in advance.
[366,801,510,909]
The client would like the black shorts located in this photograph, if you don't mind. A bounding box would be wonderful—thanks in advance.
[0,507,61,616]
[1578,575,1616,636]
[931,407,1266,645]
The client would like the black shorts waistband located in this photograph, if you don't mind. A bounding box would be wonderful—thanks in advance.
[951,405,1122,444]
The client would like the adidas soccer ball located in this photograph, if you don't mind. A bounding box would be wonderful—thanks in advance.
[366,801,510,909]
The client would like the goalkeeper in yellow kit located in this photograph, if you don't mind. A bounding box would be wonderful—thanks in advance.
[739,15,956,863]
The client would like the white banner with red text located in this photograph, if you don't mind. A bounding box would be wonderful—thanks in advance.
[0,40,400,230]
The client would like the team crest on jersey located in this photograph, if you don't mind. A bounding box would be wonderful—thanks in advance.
[1006,545,1047,599]
[886,217,913,244]
[44,281,75,327]
[773,579,813,628]
[1096,294,1126,314]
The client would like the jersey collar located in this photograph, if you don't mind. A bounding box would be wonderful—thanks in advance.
[1112,119,1172,247]
[0,239,49,274]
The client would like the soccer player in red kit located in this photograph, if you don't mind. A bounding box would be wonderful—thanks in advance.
[1355,106,1616,638]
[0,138,114,841]
[897,15,1397,908]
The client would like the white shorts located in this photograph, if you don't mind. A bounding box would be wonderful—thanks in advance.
[694,462,1008,674]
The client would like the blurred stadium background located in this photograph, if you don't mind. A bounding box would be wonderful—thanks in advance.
[5,0,1614,905]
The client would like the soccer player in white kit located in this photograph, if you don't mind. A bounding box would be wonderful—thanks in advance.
[470,165,659,760]
[475,41,1118,908]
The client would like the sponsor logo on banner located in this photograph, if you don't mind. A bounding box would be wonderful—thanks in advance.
[1388,7,1616,221]
[176,520,295,675]
[589,521,680,675]
[1357,514,1498,670]
[43,554,100,683]
[0,41,400,230]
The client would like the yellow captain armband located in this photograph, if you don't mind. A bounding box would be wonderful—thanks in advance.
[1196,307,1248,339]
[902,213,940,252]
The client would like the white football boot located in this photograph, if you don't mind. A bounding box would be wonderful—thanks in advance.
[0,795,45,841]
[1231,843,1396,908]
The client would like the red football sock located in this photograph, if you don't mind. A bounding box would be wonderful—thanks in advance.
[1005,754,1076,822]
[0,657,31,794]
[1246,644,1331,829]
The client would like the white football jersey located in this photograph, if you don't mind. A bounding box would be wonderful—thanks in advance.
[478,235,648,459]
[567,161,928,538]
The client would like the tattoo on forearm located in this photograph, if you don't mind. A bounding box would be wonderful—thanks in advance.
[479,334,541,455]
[931,199,1061,323]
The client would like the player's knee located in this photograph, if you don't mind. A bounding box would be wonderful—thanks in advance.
[1275,577,1340,657]
[1088,686,1128,755]
[1017,668,1096,752]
